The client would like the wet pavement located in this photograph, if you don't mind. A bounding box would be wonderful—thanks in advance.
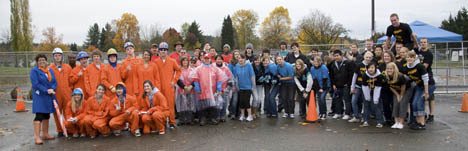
[1,94,467,151]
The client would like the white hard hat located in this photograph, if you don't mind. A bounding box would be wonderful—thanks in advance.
[52,48,63,54]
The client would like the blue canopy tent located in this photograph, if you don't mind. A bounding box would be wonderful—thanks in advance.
[377,20,463,43]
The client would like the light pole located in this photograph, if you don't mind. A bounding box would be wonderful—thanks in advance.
[371,0,375,39]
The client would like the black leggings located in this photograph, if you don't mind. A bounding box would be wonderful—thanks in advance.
[238,90,252,109]
[34,113,50,121]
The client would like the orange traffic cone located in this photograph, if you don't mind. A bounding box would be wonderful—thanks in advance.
[305,91,319,122]
[14,87,28,112]
[459,93,468,113]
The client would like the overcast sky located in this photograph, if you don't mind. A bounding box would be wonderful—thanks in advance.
[0,0,466,45]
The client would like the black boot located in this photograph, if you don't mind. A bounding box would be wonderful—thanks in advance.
[426,115,434,123]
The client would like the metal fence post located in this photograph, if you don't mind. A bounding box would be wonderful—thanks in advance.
[446,42,449,93]
[462,41,466,86]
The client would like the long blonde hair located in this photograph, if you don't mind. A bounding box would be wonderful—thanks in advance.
[71,95,83,113]
[385,62,400,84]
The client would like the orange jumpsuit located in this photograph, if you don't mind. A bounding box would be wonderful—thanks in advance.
[154,58,181,125]
[137,62,161,93]
[64,101,87,135]
[139,90,169,134]
[101,64,123,99]
[84,63,102,97]
[108,94,140,134]
[49,63,72,133]
[70,65,88,99]
[83,96,111,137]
[121,57,143,96]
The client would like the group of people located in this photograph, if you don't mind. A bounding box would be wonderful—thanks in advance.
[30,13,436,145]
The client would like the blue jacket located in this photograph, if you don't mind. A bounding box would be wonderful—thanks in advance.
[310,64,331,90]
[30,67,57,114]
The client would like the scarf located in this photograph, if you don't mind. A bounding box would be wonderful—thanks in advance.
[39,66,52,82]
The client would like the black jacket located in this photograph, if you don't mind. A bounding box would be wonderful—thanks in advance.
[328,60,354,88]
[285,52,311,68]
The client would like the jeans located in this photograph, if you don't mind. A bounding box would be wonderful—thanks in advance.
[351,87,364,118]
[280,83,296,114]
[228,90,239,117]
[251,85,264,109]
[265,84,279,116]
[363,99,384,124]
[316,89,329,115]
[412,86,426,116]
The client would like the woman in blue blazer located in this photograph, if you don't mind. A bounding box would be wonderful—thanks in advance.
[30,54,57,145]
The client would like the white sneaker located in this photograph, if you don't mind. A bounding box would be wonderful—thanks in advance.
[134,129,141,137]
[332,114,342,119]
[348,117,360,123]
[282,113,289,118]
[239,116,245,121]
[289,114,295,118]
[397,123,404,129]
[320,114,327,120]
[246,115,253,122]
[391,123,398,129]
[361,122,369,127]
[113,130,121,136]
[342,115,350,120]
[376,123,383,128]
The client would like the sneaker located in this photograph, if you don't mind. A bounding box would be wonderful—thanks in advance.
[113,130,121,136]
[134,130,141,137]
[289,114,295,119]
[239,116,245,121]
[320,114,327,120]
[348,117,360,123]
[282,113,289,118]
[124,123,129,131]
[246,115,253,122]
[410,123,426,130]
[361,122,369,127]
[72,134,79,138]
[376,123,383,128]
[327,112,335,116]
[159,131,165,135]
[169,124,176,129]
[391,123,398,129]
[342,115,351,120]
[80,134,86,138]
[332,114,342,119]
[396,123,404,129]
[426,115,434,123]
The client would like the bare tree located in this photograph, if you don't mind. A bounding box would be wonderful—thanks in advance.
[140,23,163,50]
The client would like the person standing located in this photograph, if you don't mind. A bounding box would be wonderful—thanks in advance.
[311,57,331,119]
[285,42,311,68]
[221,44,233,64]
[49,48,72,137]
[233,54,256,121]
[121,42,143,96]
[192,54,226,125]
[251,56,264,118]
[349,52,374,123]
[154,42,182,129]
[213,55,233,122]
[70,51,89,99]
[414,38,436,123]
[328,50,354,120]
[278,41,289,58]
[101,48,123,99]
[137,50,161,93]
[261,56,279,118]
[31,54,57,145]
[361,62,385,128]
[384,63,408,129]
[175,57,196,125]
[276,56,296,118]
[385,13,418,50]
[169,41,190,64]
[84,50,104,97]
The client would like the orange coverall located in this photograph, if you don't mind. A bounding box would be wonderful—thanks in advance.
[137,62,161,93]
[139,90,169,134]
[83,96,111,137]
[84,63,102,97]
[49,63,72,133]
[154,58,181,125]
[70,65,88,99]
[121,57,143,96]
[108,94,140,134]
[101,64,123,99]
[64,101,87,135]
